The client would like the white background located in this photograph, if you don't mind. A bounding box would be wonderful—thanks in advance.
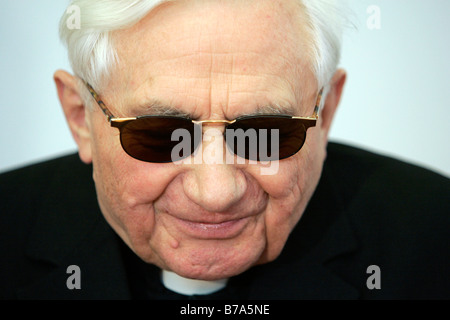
[0,0,449,177]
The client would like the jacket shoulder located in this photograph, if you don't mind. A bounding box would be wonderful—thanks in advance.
[324,143,450,298]
[326,142,450,200]
[0,154,95,299]
[0,154,89,217]
[325,142,450,234]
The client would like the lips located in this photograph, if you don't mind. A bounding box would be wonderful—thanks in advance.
[168,215,251,239]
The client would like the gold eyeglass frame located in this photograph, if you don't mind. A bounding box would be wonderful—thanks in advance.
[84,82,323,129]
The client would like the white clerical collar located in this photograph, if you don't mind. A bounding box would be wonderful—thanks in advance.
[161,270,228,296]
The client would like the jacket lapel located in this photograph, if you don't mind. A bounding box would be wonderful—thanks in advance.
[246,211,361,300]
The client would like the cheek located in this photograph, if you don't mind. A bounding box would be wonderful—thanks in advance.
[91,122,169,206]
[252,131,326,262]
[89,122,179,254]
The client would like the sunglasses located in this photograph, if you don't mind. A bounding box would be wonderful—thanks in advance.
[85,83,323,163]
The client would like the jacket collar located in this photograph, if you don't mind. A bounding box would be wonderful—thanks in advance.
[244,212,360,300]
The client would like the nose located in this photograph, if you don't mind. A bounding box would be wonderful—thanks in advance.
[182,162,248,213]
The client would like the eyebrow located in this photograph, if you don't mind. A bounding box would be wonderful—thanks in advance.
[130,100,297,119]
[130,100,191,118]
[244,104,297,116]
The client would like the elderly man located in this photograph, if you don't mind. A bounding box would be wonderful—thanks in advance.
[1,0,449,300]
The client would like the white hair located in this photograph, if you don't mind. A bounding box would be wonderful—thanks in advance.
[301,0,349,100]
[59,0,349,105]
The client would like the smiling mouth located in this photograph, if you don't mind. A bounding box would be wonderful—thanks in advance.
[170,215,251,240]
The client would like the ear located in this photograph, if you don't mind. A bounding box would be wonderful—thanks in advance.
[54,70,92,164]
[319,69,347,141]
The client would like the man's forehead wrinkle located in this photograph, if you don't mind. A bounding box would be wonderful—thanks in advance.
[113,0,313,63]
[154,50,267,66]
[124,1,308,59]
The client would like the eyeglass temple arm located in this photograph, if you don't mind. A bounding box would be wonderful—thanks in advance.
[312,88,323,119]
[292,87,323,120]
[85,82,116,121]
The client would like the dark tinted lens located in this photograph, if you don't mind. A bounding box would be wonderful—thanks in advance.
[226,116,307,161]
[119,116,200,163]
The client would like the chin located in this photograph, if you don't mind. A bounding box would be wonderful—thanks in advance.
[156,237,267,280]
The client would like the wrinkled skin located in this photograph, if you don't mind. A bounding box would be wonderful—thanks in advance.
[55,0,346,280]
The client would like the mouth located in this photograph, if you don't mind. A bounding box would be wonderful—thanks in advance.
[169,215,252,240]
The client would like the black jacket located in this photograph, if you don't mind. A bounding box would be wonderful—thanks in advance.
[1,142,449,299]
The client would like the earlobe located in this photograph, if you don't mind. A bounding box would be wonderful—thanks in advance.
[320,69,347,139]
[54,70,93,164]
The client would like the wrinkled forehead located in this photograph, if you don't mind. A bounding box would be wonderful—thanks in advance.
[107,0,316,116]
[114,0,312,56]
